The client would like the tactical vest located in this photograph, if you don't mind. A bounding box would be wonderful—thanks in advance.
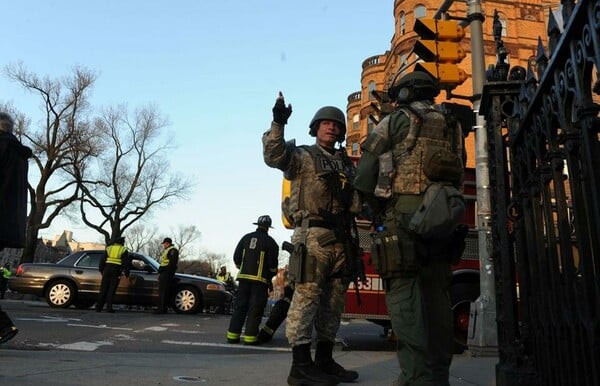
[106,244,127,266]
[283,144,356,227]
[390,101,464,195]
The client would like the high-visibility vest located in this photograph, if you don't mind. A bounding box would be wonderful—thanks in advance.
[106,244,127,265]
[160,246,175,267]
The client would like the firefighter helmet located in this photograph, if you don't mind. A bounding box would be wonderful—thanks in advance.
[253,215,273,228]
[308,106,346,141]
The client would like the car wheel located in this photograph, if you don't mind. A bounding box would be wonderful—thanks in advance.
[46,280,76,308]
[173,286,201,314]
[450,282,480,354]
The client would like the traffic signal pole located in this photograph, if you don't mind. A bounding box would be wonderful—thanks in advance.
[465,0,498,355]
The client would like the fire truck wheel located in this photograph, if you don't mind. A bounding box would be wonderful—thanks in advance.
[450,282,480,354]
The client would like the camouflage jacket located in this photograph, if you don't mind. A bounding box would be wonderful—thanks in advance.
[262,122,360,227]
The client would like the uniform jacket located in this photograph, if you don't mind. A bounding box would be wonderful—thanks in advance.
[262,122,360,225]
[233,228,278,285]
[99,243,131,275]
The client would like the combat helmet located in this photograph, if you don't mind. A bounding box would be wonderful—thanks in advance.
[387,70,440,103]
[253,215,273,229]
[308,106,346,142]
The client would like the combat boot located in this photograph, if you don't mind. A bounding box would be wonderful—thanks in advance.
[287,343,339,386]
[314,341,359,383]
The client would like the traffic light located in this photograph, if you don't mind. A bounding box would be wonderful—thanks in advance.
[413,18,468,89]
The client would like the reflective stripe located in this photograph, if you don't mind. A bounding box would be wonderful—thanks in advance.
[237,251,268,283]
[244,335,258,343]
[106,245,127,265]
[261,326,274,335]
[227,331,240,340]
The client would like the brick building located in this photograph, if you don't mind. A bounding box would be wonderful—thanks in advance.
[345,0,560,167]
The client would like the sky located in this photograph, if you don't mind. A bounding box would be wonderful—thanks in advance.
[1,1,394,270]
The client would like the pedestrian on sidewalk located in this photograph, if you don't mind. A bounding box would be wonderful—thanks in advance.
[0,263,12,299]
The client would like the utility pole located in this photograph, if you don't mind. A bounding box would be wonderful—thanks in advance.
[466,0,498,355]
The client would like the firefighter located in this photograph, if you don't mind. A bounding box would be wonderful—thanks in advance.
[226,215,278,345]
[96,236,130,313]
[263,93,361,385]
[0,111,31,344]
[354,70,465,386]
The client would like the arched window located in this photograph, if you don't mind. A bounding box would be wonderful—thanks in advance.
[400,12,406,35]
[415,5,426,19]
[353,114,359,131]
[368,81,376,101]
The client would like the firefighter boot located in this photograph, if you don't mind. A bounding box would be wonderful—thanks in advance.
[287,343,339,386]
[314,341,359,383]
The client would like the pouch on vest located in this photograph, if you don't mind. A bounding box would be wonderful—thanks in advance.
[371,229,419,278]
[423,148,463,186]
[408,183,466,240]
[374,151,395,199]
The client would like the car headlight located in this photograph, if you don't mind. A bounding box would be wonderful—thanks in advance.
[206,283,226,291]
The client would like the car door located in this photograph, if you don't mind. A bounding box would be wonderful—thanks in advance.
[127,254,159,305]
[72,251,104,296]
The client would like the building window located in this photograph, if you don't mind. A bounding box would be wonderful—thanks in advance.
[352,142,359,156]
[415,5,426,19]
[353,114,359,130]
[368,81,376,100]
[400,12,406,35]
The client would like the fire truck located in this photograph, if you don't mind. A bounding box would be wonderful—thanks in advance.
[342,167,480,353]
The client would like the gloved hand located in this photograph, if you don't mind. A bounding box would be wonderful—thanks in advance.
[272,91,292,125]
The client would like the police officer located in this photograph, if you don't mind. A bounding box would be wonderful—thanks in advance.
[263,93,360,385]
[155,237,179,314]
[216,266,235,291]
[354,70,466,386]
[0,111,31,344]
[96,236,130,313]
[226,215,278,345]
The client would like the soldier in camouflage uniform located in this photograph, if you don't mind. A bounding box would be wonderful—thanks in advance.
[263,92,360,386]
[354,71,465,386]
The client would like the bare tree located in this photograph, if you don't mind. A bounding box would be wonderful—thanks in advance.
[198,249,228,277]
[171,224,201,259]
[3,64,99,263]
[125,223,158,254]
[75,104,192,244]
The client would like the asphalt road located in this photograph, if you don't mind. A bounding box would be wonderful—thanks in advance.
[0,299,497,386]
[1,298,395,354]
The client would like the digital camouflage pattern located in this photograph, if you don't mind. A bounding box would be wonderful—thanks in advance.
[262,121,358,346]
[285,227,348,345]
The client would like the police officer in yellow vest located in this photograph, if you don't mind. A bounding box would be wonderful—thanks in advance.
[155,237,179,314]
[96,236,130,313]
[354,70,466,386]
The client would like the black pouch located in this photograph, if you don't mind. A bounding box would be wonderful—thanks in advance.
[372,229,419,278]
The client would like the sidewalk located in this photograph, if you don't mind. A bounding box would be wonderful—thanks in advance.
[0,346,497,386]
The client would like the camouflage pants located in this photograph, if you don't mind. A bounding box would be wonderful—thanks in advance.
[286,227,348,346]
[386,262,454,386]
